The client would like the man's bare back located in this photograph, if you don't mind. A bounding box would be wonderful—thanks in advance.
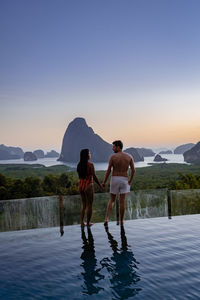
[110,152,133,177]
[102,142,135,186]
[102,140,135,225]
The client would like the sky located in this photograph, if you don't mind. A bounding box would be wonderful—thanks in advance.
[0,0,200,152]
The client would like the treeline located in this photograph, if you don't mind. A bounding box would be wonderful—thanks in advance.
[0,172,104,200]
[1,171,200,200]
[0,173,78,200]
[169,173,200,189]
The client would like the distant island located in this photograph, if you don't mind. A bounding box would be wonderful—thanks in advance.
[24,152,37,161]
[1,121,199,164]
[124,148,144,162]
[136,148,155,157]
[0,144,59,162]
[0,144,24,160]
[45,150,59,158]
[58,117,113,162]
[58,117,156,163]
[159,150,173,155]
[24,150,59,161]
[183,142,200,164]
[154,154,168,162]
[33,150,45,158]
[174,143,195,154]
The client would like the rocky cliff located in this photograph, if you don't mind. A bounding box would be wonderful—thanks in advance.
[45,150,59,158]
[33,150,45,159]
[0,144,24,160]
[174,143,195,154]
[183,142,200,164]
[58,118,113,162]
[154,154,168,162]
[24,152,37,161]
[136,148,155,157]
[159,150,172,154]
[0,149,20,160]
[124,148,144,162]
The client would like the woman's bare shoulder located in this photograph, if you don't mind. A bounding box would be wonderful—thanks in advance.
[88,161,94,166]
[88,161,95,170]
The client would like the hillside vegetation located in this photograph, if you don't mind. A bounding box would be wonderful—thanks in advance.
[0,163,200,200]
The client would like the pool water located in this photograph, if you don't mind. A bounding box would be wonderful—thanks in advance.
[0,214,199,299]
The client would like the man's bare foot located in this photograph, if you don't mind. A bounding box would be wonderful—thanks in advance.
[87,223,93,227]
[104,220,108,226]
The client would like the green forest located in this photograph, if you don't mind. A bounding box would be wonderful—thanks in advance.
[0,163,200,200]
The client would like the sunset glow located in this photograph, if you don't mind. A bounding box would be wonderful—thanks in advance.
[1,0,200,152]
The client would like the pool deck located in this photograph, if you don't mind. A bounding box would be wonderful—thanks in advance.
[0,214,200,299]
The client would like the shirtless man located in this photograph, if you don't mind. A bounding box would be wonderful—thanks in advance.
[102,140,135,225]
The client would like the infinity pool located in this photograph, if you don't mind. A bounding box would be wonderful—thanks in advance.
[0,214,199,299]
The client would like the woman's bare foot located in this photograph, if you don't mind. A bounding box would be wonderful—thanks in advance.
[104,220,108,226]
[81,222,86,227]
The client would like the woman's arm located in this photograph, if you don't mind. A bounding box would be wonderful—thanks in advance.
[91,164,102,188]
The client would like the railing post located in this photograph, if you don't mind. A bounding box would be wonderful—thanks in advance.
[167,190,172,219]
[59,194,64,236]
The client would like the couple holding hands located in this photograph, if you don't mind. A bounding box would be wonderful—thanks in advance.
[77,140,135,227]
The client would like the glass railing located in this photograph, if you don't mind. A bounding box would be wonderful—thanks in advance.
[0,189,200,232]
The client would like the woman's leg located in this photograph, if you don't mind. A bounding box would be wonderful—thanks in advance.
[80,191,87,227]
[85,184,94,226]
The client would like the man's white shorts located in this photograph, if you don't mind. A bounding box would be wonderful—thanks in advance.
[110,176,130,194]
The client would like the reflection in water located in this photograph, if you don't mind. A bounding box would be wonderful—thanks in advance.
[80,227,104,295]
[167,190,172,219]
[101,225,141,299]
[59,195,64,236]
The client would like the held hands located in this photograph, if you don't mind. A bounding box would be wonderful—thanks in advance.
[102,182,106,189]
[99,184,104,191]
[98,183,104,190]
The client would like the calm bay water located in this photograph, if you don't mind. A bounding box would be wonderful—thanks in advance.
[0,154,186,170]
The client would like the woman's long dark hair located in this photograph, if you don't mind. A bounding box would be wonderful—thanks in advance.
[77,149,89,179]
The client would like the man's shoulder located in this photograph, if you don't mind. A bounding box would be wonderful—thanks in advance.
[109,154,116,160]
[122,152,133,160]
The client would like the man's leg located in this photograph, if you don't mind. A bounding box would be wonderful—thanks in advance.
[119,193,126,225]
[104,193,117,225]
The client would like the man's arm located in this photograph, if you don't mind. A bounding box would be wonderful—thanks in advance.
[102,157,112,187]
[128,158,135,185]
